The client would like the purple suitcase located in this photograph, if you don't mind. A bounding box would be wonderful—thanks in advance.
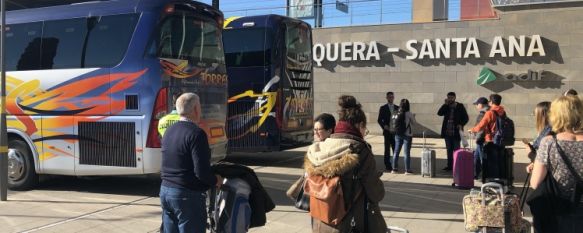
[453,133,474,189]
[453,149,474,189]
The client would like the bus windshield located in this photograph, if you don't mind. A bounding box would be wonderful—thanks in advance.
[158,14,224,67]
[223,27,270,67]
[286,22,311,71]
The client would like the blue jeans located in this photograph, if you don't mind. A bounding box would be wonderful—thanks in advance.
[474,143,484,178]
[444,136,460,168]
[393,135,412,171]
[160,185,207,233]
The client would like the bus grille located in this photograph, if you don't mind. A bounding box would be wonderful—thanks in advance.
[227,101,265,150]
[79,122,136,167]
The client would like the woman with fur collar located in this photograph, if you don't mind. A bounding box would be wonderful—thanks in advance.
[305,95,387,233]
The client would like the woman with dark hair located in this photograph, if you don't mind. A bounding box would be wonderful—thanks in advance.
[313,113,336,142]
[304,95,386,232]
[525,101,552,173]
[392,99,417,174]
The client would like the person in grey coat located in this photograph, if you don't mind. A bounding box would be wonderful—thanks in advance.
[471,97,489,179]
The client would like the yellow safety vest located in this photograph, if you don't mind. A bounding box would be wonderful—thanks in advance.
[157,111,180,137]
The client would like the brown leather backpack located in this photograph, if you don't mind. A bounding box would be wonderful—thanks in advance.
[304,174,347,226]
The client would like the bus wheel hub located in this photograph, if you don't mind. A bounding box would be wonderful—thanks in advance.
[8,149,25,181]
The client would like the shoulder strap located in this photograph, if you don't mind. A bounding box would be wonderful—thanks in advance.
[552,135,583,184]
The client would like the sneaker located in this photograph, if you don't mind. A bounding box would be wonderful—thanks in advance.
[405,170,414,175]
[385,167,393,172]
[391,170,399,174]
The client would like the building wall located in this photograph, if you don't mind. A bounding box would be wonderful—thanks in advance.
[312,5,583,138]
[461,0,497,20]
[412,0,434,23]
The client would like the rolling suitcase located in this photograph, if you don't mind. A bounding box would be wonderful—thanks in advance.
[421,131,436,178]
[453,132,474,189]
[482,144,514,188]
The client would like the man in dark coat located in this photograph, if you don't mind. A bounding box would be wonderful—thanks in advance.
[377,92,399,171]
[437,92,469,171]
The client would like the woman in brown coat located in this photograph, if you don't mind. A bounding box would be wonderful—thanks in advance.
[304,95,387,233]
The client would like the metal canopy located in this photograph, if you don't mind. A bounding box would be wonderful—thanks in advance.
[7,0,98,11]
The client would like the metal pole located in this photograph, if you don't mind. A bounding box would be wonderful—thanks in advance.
[0,0,8,202]
[212,0,219,9]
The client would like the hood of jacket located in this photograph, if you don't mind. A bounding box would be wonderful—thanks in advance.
[490,105,505,116]
[304,136,362,178]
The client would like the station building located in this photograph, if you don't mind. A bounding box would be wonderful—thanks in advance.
[311,1,583,138]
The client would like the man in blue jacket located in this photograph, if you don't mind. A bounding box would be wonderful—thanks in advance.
[160,93,222,233]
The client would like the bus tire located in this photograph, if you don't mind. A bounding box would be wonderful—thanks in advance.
[8,139,38,190]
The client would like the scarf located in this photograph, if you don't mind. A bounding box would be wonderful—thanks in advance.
[334,121,362,138]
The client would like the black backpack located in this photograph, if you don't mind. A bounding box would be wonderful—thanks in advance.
[492,111,515,146]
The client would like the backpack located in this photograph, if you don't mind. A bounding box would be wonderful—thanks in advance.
[211,178,252,233]
[492,111,515,146]
[394,112,410,136]
[304,174,347,226]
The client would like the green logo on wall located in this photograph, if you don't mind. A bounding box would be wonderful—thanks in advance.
[477,67,497,85]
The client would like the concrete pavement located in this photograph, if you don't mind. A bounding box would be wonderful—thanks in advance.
[0,135,533,233]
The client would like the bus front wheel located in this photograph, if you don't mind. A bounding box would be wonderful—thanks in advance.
[8,139,38,190]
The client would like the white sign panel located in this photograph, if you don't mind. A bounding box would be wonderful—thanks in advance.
[289,0,315,18]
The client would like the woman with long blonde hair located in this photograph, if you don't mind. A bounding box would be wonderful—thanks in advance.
[528,96,583,233]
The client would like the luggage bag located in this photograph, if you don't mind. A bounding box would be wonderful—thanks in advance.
[209,178,253,233]
[482,144,514,188]
[453,132,474,189]
[421,131,436,178]
[463,182,527,233]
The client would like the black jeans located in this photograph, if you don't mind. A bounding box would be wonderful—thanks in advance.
[444,136,460,169]
[383,132,396,170]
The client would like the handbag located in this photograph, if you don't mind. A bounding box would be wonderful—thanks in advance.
[286,174,310,211]
[526,135,583,232]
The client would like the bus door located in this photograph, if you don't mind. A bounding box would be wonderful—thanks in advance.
[281,21,313,144]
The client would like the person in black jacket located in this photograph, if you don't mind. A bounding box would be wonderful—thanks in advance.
[159,93,223,233]
[378,92,399,171]
[437,92,469,171]
[472,97,489,179]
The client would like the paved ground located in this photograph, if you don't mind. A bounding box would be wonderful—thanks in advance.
[0,135,533,233]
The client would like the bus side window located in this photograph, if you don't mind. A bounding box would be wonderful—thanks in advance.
[42,18,87,69]
[84,14,139,68]
[6,22,43,71]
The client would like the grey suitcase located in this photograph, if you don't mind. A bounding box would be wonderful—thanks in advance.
[421,131,436,178]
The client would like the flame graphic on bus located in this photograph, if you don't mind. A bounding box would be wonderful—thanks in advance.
[6,69,146,139]
[227,76,280,139]
[160,59,205,79]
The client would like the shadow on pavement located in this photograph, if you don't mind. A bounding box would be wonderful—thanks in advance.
[34,175,161,197]
[224,151,306,168]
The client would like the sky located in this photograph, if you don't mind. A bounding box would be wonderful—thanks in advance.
[198,0,461,28]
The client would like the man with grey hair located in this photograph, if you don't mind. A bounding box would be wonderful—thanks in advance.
[159,92,222,233]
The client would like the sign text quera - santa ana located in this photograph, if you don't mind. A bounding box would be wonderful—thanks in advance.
[313,35,547,66]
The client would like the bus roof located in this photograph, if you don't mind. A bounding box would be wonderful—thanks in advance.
[6,0,221,24]
[224,14,311,30]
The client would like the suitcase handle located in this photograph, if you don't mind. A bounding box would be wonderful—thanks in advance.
[423,131,426,149]
[480,182,505,205]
